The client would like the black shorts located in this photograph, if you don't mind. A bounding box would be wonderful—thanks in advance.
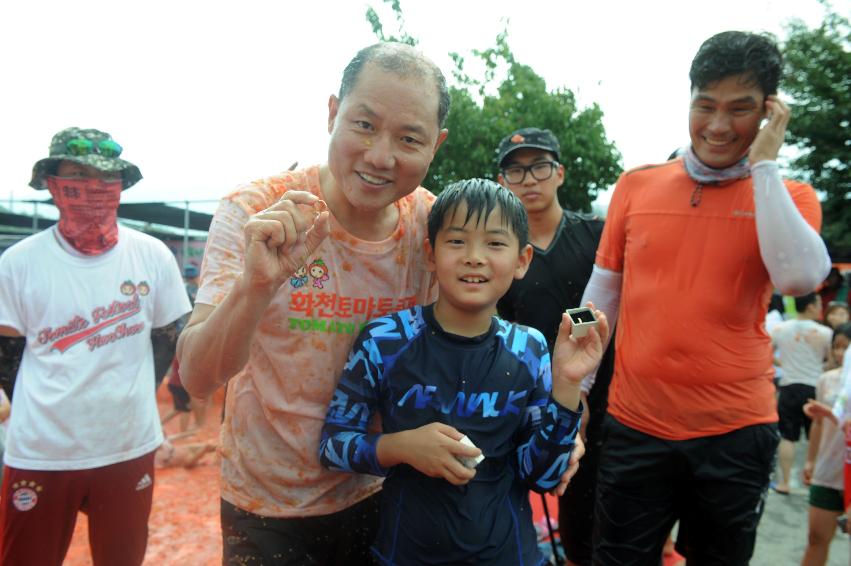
[167,383,191,413]
[593,415,779,566]
[221,493,380,566]
[777,383,816,441]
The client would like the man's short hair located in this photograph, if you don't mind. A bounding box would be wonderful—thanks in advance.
[339,42,451,128]
[427,178,529,249]
[794,292,819,313]
[689,31,783,95]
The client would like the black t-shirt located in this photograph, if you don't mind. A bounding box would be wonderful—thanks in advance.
[497,210,615,433]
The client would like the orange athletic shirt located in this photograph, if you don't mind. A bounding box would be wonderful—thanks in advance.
[596,160,822,440]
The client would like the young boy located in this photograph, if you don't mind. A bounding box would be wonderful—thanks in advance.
[319,178,608,565]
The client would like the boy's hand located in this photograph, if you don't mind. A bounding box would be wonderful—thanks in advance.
[749,95,790,165]
[552,303,609,384]
[550,435,585,496]
[383,423,480,486]
[242,191,330,293]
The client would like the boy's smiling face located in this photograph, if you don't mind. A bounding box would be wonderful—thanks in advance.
[426,201,532,320]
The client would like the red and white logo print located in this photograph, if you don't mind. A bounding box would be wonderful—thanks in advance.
[11,481,43,512]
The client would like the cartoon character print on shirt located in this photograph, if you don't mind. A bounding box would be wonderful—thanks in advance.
[120,280,136,295]
[36,280,152,354]
[309,259,330,289]
[290,265,309,289]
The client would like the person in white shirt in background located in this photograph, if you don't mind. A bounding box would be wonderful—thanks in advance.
[0,127,191,566]
[771,292,833,494]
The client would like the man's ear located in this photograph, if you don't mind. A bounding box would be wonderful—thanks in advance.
[432,129,448,155]
[424,238,437,272]
[514,244,533,280]
[328,95,340,134]
[555,163,565,188]
[497,173,509,189]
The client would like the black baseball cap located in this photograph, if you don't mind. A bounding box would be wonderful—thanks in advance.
[496,127,561,167]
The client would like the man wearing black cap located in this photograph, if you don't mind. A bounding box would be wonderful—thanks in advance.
[0,127,191,565]
[495,127,615,566]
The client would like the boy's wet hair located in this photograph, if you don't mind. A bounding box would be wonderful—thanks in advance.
[427,178,529,249]
[689,31,782,95]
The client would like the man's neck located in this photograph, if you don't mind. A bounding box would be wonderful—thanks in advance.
[318,164,399,241]
[53,225,114,258]
[527,202,564,249]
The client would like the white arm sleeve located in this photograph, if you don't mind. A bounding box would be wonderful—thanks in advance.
[752,161,831,295]
[578,265,622,394]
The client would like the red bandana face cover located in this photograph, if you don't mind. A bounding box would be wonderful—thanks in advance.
[47,176,122,255]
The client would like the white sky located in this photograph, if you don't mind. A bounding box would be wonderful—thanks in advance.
[1,0,844,211]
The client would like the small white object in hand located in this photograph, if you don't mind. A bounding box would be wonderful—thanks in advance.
[457,435,485,469]
[565,306,599,338]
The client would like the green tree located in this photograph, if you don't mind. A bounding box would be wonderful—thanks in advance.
[782,7,851,255]
[365,3,622,212]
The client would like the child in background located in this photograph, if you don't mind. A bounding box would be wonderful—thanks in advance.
[824,302,850,332]
[319,179,607,565]
[801,323,851,565]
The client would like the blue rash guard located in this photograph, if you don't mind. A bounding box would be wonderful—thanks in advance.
[319,304,582,566]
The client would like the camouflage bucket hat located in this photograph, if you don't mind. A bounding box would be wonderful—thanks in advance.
[30,127,142,190]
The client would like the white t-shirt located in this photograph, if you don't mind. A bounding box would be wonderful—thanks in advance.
[0,226,191,470]
[770,319,832,387]
[812,367,845,491]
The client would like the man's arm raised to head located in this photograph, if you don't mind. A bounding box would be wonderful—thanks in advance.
[750,97,831,294]
[178,191,330,399]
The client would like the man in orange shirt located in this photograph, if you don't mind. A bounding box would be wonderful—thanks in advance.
[580,31,831,565]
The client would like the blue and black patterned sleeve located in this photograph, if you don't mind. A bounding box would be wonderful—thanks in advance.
[512,328,583,493]
[319,322,390,477]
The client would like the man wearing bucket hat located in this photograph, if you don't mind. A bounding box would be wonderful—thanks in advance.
[0,127,191,565]
[495,127,614,565]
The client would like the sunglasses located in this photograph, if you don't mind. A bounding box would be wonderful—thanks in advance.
[66,138,123,158]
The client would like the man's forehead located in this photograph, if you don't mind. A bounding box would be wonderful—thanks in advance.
[353,63,438,104]
[503,148,555,165]
[56,160,119,178]
[691,74,765,100]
